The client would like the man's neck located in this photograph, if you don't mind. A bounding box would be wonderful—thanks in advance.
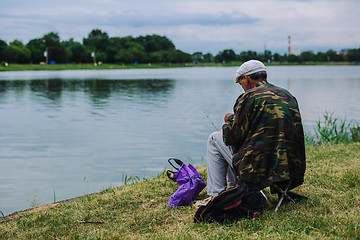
[255,80,267,87]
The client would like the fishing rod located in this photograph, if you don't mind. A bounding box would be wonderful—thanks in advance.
[203,111,219,131]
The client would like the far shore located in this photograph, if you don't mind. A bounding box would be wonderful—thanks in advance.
[1,61,359,72]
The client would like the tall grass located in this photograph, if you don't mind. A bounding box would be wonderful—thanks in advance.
[26,190,43,208]
[121,173,140,185]
[306,112,360,145]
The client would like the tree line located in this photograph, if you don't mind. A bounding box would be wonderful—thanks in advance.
[0,29,359,65]
[209,48,360,64]
[0,29,192,65]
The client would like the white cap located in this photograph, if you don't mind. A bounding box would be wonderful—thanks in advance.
[235,60,266,82]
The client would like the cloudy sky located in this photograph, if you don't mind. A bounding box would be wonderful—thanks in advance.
[1,0,359,55]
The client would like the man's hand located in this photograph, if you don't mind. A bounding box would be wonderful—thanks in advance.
[224,113,233,123]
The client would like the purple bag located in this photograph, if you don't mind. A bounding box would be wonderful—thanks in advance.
[167,158,207,207]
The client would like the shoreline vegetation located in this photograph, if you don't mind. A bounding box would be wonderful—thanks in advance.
[1,142,359,239]
[1,61,360,72]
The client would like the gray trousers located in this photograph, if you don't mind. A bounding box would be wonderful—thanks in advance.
[207,131,236,196]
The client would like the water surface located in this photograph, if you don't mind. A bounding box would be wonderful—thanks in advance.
[1,66,359,215]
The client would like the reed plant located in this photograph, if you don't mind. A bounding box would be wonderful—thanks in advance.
[121,173,140,185]
[26,190,43,209]
[307,112,360,145]
[350,123,360,142]
[1,142,359,239]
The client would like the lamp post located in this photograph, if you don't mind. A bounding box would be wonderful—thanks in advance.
[91,51,97,66]
[44,48,48,64]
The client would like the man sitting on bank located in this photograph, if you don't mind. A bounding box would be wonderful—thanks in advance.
[206,60,306,200]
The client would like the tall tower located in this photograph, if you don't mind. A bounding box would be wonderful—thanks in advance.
[288,35,291,56]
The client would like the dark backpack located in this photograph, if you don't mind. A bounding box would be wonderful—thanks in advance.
[194,182,266,223]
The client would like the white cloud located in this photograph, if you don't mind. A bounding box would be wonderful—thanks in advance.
[0,0,359,54]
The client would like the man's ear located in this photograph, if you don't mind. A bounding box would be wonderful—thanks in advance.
[246,76,258,89]
[245,76,251,86]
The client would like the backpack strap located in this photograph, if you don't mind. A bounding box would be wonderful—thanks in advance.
[167,158,184,181]
[166,170,177,182]
[168,158,183,170]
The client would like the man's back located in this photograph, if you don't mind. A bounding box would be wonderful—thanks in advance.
[223,81,306,191]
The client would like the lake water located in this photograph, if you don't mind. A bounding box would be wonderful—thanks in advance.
[1,66,360,216]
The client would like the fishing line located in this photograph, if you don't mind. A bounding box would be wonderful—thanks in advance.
[203,111,218,131]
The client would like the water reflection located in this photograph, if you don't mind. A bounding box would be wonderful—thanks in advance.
[0,78,175,105]
[0,77,178,216]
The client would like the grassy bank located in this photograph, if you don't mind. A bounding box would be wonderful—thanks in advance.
[1,142,359,239]
[1,62,359,72]
[0,63,196,71]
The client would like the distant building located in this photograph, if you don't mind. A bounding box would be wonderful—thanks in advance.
[292,49,301,56]
[338,49,348,55]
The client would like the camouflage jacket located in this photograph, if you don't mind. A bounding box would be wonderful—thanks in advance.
[222,80,306,191]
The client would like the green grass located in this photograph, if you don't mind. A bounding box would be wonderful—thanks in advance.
[1,142,360,239]
[0,63,223,71]
[1,62,359,71]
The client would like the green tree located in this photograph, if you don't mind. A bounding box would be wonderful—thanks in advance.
[272,53,281,62]
[42,32,67,63]
[299,51,316,62]
[4,40,31,63]
[192,51,215,63]
[238,51,258,62]
[203,53,214,63]
[105,45,118,63]
[215,49,237,63]
[64,39,91,63]
[286,54,299,63]
[115,42,146,64]
[137,35,175,52]
[263,50,272,62]
[192,52,204,63]
[128,42,146,63]
[83,29,110,62]
[0,39,7,62]
[316,52,327,62]
[9,39,24,47]
[83,29,110,52]
[347,48,360,62]
[324,49,344,62]
[93,51,107,63]
[26,38,46,63]
[107,37,124,62]
[147,51,163,63]
[168,50,192,63]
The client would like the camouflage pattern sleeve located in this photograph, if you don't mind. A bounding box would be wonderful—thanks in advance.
[222,93,253,147]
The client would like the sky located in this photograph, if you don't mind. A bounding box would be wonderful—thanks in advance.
[1,0,359,55]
